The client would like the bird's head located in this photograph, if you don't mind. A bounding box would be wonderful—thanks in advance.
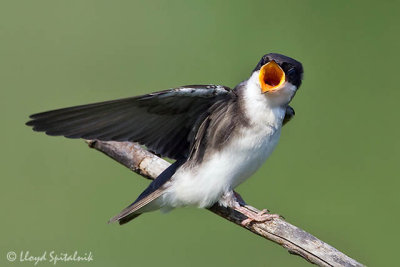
[250,53,303,106]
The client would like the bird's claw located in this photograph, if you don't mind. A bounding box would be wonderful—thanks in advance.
[240,209,281,226]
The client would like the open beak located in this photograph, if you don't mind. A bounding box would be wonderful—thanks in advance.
[259,60,285,93]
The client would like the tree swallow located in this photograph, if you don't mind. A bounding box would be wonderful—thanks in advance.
[26,53,303,225]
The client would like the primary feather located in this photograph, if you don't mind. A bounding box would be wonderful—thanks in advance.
[26,85,233,160]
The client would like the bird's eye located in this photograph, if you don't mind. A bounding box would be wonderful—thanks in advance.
[287,68,296,76]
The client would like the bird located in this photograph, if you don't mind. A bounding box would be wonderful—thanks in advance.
[26,53,303,226]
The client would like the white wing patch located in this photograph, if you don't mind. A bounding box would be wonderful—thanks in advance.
[146,85,231,99]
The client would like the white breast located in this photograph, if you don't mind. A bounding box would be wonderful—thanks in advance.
[162,123,281,209]
[161,75,286,209]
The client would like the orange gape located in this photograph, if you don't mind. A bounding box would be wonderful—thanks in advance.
[259,60,286,93]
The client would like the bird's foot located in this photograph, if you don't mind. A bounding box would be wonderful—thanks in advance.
[235,206,280,226]
[218,191,281,226]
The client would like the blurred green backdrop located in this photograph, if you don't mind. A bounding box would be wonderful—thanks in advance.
[1,0,399,266]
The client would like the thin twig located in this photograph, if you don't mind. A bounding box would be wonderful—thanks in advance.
[87,140,364,267]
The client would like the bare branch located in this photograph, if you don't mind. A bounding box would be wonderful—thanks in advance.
[87,140,364,267]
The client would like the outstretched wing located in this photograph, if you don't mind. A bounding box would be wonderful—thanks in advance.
[26,85,234,160]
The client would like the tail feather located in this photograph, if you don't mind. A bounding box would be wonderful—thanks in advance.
[118,213,142,225]
[108,187,165,224]
[108,159,186,225]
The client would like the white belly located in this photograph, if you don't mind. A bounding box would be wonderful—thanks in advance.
[161,124,282,209]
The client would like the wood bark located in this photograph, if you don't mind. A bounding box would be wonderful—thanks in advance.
[87,140,364,267]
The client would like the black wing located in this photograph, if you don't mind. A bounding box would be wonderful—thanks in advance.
[283,105,295,125]
[26,85,234,160]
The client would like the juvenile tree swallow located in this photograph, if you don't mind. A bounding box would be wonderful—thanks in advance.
[26,53,303,225]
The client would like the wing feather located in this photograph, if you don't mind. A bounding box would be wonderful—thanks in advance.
[27,85,233,159]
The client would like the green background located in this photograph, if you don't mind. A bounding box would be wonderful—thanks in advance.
[1,1,399,266]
